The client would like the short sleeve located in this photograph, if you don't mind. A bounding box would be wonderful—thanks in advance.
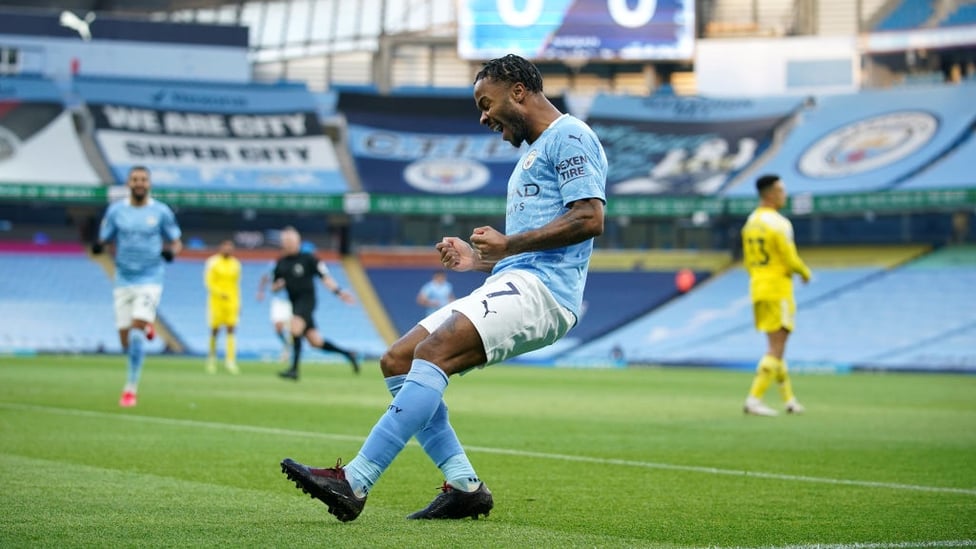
[551,123,607,206]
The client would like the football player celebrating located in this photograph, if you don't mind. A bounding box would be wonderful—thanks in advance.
[92,166,182,407]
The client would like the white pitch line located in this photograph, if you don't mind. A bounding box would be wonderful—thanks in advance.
[716,540,976,549]
[464,445,976,496]
[3,402,976,497]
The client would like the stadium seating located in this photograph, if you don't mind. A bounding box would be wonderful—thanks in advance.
[0,251,386,361]
[868,323,976,372]
[942,2,976,27]
[160,259,387,361]
[0,253,165,354]
[565,246,976,372]
[367,268,485,337]
[854,246,976,370]
[875,0,934,31]
[564,266,878,366]
[368,267,704,350]
[9,244,969,372]
[899,127,976,189]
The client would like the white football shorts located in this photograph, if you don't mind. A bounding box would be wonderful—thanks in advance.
[419,269,575,367]
[113,284,163,329]
[270,297,293,324]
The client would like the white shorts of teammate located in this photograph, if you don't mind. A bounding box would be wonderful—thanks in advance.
[419,269,575,367]
[270,297,293,325]
[113,284,163,329]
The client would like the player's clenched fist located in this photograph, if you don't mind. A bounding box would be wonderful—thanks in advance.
[470,226,508,262]
[436,236,477,272]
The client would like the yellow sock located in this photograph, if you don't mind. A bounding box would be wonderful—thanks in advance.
[748,355,778,399]
[226,333,237,364]
[208,334,217,359]
[777,359,795,402]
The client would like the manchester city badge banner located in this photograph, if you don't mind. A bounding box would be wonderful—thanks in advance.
[724,83,976,196]
[338,90,566,197]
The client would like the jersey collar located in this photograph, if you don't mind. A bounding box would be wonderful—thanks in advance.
[128,196,155,207]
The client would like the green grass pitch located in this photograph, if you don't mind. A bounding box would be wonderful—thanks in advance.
[1,355,974,548]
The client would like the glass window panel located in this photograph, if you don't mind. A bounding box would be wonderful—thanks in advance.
[431,0,455,28]
[334,0,359,39]
[169,9,195,22]
[285,0,311,44]
[240,2,266,48]
[260,2,287,48]
[309,0,334,43]
[217,5,240,25]
[358,0,382,36]
[383,2,404,33]
[195,9,217,23]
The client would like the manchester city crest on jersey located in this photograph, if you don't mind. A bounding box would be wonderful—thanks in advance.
[522,149,538,170]
[145,215,158,227]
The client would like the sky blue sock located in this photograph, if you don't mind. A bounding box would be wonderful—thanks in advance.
[440,454,480,491]
[345,360,447,496]
[384,374,477,490]
[385,374,406,396]
[127,328,146,387]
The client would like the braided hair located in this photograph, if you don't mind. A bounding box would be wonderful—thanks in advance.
[474,54,543,93]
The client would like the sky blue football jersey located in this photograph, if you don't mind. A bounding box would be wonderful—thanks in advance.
[419,279,454,314]
[493,114,608,320]
[99,198,182,286]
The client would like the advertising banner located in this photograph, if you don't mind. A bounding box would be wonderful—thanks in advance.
[0,76,101,185]
[458,0,695,61]
[1,183,971,216]
[587,94,801,196]
[339,91,547,196]
[74,79,348,194]
[724,84,976,196]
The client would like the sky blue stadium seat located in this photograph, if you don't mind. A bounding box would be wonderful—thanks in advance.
[876,0,934,31]
[0,254,165,354]
[565,267,879,366]
[160,259,387,362]
[568,248,976,372]
[942,3,976,27]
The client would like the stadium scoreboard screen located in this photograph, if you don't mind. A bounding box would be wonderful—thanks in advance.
[458,0,695,62]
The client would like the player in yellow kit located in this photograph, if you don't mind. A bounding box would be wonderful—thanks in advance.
[204,240,242,374]
[740,174,811,416]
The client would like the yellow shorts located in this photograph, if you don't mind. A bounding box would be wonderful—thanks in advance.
[753,299,795,333]
[208,299,240,329]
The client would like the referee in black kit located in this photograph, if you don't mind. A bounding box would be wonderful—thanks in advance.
[272,226,360,379]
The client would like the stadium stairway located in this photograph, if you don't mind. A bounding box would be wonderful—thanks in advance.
[341,256,398,346]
